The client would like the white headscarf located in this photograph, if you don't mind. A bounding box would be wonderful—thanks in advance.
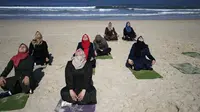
[72,49,87,70]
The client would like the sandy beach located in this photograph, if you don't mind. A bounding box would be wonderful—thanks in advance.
[0,20,200,112]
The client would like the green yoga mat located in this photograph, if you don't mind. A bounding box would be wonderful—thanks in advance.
[171,63,200,74]
[182,52,200,59]
[96,55,113,59]
[0,93,29,111]
[129,69,162,79]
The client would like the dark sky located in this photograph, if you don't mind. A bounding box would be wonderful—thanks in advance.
[0,0,200,7]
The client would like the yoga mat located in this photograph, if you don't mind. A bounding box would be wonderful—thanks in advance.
[129,69,162,79]
[171,63,200,74]
[182,52,200,59]
[96,55,113,59]
[55,99,96,112]
[0,93,29,111]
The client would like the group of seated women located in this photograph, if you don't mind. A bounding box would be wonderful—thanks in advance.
[104,21,137,41]
[0,31,50,96]
[0,25,156,108]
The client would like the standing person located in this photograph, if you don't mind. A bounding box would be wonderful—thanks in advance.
[93,35,111,56]
[126,36,156,70]
[29,31,50,66]
[122,22,136,41]
[76,34,96,68]
[61,49,97,105]
[104,22,118,41]
[0,43,33,98]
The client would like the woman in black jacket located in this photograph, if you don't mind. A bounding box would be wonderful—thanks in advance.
[0,43,34,95]
[126,36,156,70]
[61,49,97,105]
[104,22,118,41]
[122,22,137,41]
[29,31,50,65]
[76,34,96,68]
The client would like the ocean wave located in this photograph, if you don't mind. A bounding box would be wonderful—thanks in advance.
[159,11,200,15]
[0,13,161,17]
[0,6,118,12]
[0,6,96,12]
[134,8,200,12]
[1,6,200,13]
[0,12,199,17]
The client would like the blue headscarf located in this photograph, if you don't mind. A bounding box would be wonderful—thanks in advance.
[125,22,132,33]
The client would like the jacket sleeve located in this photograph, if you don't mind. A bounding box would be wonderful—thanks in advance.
[90,43,95,58]
[0,60,14,78]
[93,41,100,50]
[44,41,50,58]
[73,43,81,56]
[83,63,92,89]
[29,43,34,56]
[104,27,108,35]
[103,39,109,49]
[131,28,136,37]
[128,44,136,60]
[146,48,155,61]
[113,27,117,35]
[22,56,34,77]
[65,62,73,89]
[76,42,82,50]
[123,28,127,36]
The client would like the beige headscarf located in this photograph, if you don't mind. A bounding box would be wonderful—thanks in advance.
[108,22,113,31]
[72,49,87,70]
[32,31,43,46]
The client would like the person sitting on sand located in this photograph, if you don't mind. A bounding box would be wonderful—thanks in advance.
[76,34,96,68]
[29,31,50,66]
[93,35,111,56]
[126,36,156,70]
[0,43,33,96]
[104,22,118,41]
[122,22,136,41]
[61,49,97,105]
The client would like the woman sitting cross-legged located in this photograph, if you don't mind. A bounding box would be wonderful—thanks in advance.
[122,21,137,41]
[76,34,96,68]
[104,22,118,41]
[29,31,50,66]
[0,43,33,97]
[126,36,156,71]
[93,35,111,56]
[60,49,97,105]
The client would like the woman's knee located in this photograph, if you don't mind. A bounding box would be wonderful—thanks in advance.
[60,87,71,101]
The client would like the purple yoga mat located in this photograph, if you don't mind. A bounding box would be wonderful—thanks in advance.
[55,99,96,112]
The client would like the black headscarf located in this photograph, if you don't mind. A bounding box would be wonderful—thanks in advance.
[134,36,148,57]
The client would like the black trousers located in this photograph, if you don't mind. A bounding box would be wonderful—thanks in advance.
[1,76,30,94]
[122,35,136,41]
[33,56,46,65]
[104,35,118,41]
[60,86,97,105]
[96,48,111,56]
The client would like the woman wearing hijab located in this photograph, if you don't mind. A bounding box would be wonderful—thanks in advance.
[126,36,156,70]
[123,22,136,41]
[61,49,97,105]
[29,31,50,66]
[0,43,34,97]
[76,34,96,68]
[93,35,111,56]
[104,22,118,41]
